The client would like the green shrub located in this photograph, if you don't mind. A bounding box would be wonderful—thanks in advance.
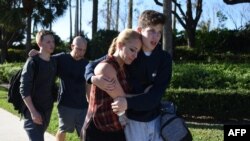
[164,88,250,120]
[171,63,250,89]
[0,63,23,83]
[7,49,26,62]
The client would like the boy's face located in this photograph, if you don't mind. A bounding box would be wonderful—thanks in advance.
[138,24,163,52]
[39,35,55,54]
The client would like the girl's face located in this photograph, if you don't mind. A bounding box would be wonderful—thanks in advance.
[119,38,142,65]
[40,35,55,54]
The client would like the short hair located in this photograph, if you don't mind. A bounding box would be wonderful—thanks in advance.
[108,29,141,56]
[72,36,87,46]
[35,30,54,44]
[138,10,166,29]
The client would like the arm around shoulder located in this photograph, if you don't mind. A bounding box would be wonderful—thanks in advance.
[94,62,125,99]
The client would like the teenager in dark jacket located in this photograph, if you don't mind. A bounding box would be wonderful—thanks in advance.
[20,30,57,141]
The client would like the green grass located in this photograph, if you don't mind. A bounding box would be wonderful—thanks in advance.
[0,86,224,141]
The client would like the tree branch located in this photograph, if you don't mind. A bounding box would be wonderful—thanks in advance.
[223,0,250,5]
[154,0,163,6]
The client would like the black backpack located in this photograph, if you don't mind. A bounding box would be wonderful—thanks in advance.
[7,57,39,114]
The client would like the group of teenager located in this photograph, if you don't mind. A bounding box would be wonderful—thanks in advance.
[19,10,173,141]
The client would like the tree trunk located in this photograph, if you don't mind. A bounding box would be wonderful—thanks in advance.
[224,0,250,4]
[186,28,196,48]
[0,29,7,63]
[127,0,133,28]
[106,0,111,30]
[80,0,82,33]
[115,0,120,30]
[75,0,79,36]
[69,0,72,41]
[92,0,98,38]
[172,3,177,32]
[162,0,173,56]
[25,15,32,56]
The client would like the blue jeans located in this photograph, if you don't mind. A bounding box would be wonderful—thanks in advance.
[23,109,52,141]
[125,116,163,141]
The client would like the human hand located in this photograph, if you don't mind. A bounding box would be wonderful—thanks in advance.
[92,75,116,92]
[111,97,127,114]
[28,49,39,57]
[30,110,43,125]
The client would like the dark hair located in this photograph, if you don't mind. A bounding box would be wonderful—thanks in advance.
[138,10,166,28]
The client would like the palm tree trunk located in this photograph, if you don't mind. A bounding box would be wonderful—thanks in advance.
[127,0,133,28]
[26,15,32,55]
[115,0,119,30]
[69,0,72,41]
[75,0,79,36]
[92,0,98,38]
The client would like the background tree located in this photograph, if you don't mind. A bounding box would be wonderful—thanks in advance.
[92,0,98,38]
[155,0,203,48]
[0,0,25,63]
[69,0,73,41]
[154,0,173,55]
[23,0,68,54]
[127,0,133,28]
[106,0,112,29]
[223,0,250,4]
[115,0,120,30]
[75,0,79,36]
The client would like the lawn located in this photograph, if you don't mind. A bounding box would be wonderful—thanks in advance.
[0,86,223,141]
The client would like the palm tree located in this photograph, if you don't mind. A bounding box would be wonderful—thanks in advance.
[127,0,133,28]
[92,0,98,38]
[69,0,73,41]
[75,0,79,36]
[0,0,26,63]
[23,0,68,53]
[115,0,120,30]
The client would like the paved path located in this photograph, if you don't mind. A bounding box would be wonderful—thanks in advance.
[0,108,55,141]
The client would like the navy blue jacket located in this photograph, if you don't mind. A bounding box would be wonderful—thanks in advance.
[54,53,89,109]
[85,45,172,121]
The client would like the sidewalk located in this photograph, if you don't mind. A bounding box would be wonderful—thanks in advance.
[0,108,55,141]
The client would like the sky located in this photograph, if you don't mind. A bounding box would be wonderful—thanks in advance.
[50,0,250,42]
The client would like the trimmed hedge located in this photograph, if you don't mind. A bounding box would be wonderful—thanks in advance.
[164,88,250,120]
[171,63,250,89]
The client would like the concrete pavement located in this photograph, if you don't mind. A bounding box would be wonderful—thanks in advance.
[0,108,55,141]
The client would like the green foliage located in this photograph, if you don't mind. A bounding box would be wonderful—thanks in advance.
[195,27,250,54]
[85,29,119,60]
[164,88,250,120]
[171,63,250,89]
[0,62,22,83]
[6,49,26,62]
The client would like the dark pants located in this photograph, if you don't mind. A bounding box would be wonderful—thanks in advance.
[85,120,126,141]
[23,109,52,141]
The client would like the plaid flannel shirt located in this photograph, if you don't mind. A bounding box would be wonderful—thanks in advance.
[84,56,130,132]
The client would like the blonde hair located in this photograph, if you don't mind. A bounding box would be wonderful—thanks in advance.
[36,30,54,44]
[108,29,141,56]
